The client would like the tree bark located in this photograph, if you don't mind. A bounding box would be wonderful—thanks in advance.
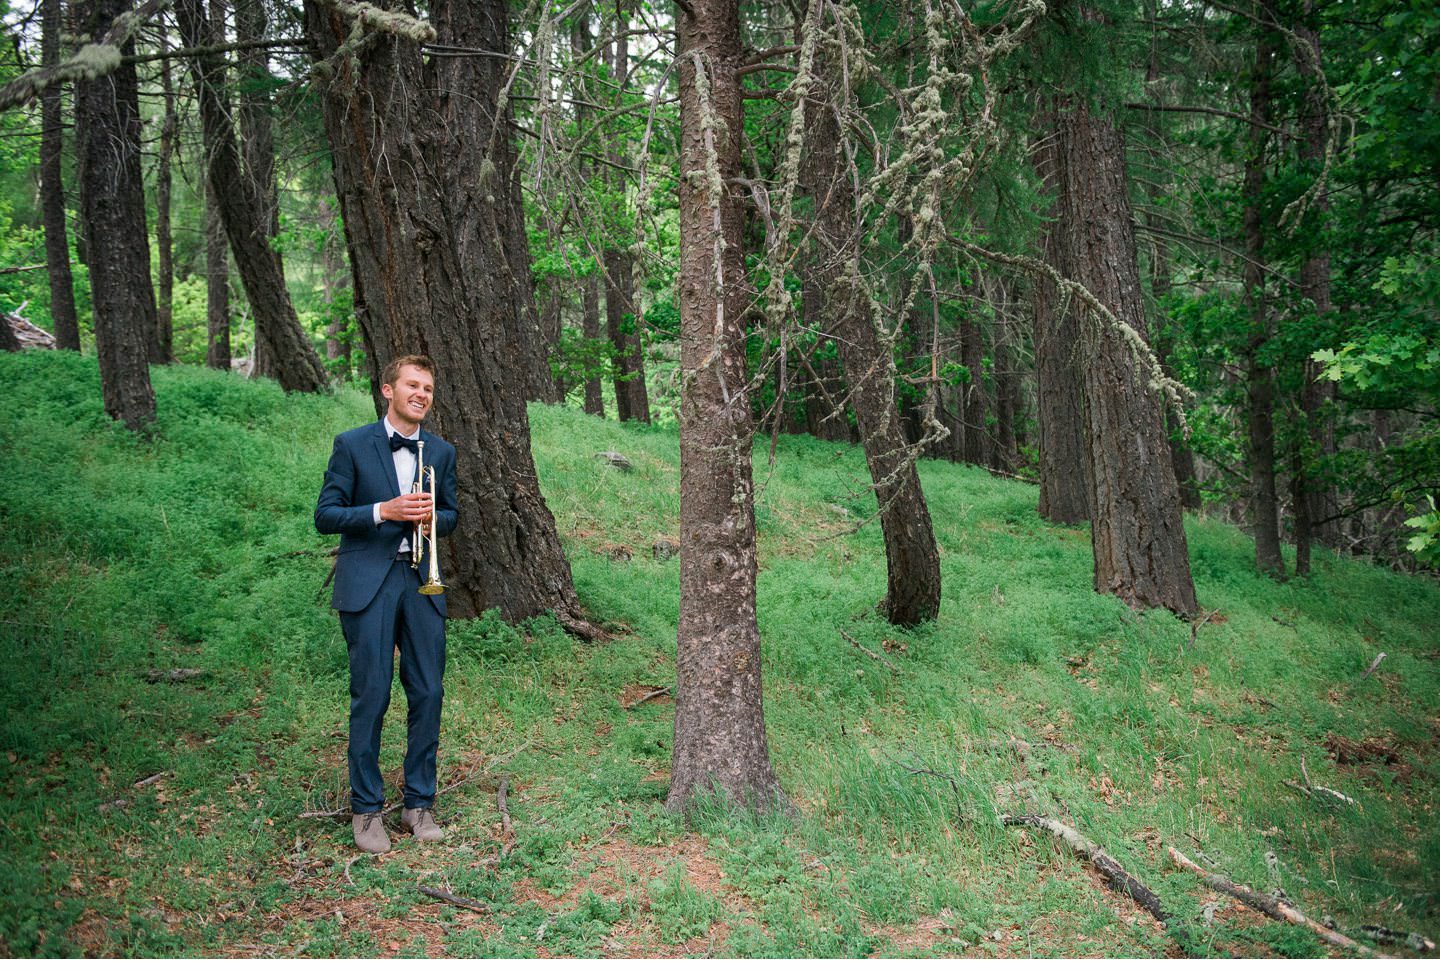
[74,0,157,430]
[305,0,593,634]
[1055,98,1198,614]
[205,184,232,371]
[153,28,177,364]
[1032,116,1091,524]
[1292,0,1336,572]
[668,0,786,815]
[804,36,940,627]
[39,0,80,351]
[1243,24,1286,579]
[177,0,328,393]
[990,278,1019,474]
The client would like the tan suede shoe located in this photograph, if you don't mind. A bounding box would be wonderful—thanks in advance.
[352,810,391,853]
[400,806,445,841]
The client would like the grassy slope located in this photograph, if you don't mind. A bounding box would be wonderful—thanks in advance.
[1,352,1436,957]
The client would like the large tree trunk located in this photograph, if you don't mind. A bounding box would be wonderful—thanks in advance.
[805,37,940,627]
[1032,118,1091,524]
[74,0,157,430]
[667,0,785,815]
[153,29,177,364]
[305,0,593,634]
[1243,26,1286,579]
[40,0,80,351]
[177,0,328,393]
[1055,99,1198,614]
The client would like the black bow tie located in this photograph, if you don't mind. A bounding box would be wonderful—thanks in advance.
[389,432,418,453]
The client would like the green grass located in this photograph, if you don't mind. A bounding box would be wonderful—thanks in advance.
[1,350,1437,957]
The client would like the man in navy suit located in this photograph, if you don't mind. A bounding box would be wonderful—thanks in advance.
[316,355,459,853]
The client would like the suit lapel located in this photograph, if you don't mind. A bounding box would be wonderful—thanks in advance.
[370,422,401,500]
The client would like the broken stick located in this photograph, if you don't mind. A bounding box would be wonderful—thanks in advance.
[1002,814,1176,932]
[1360,652,1387,679]
[417,886,491,913]
[1166,847,1379,958]
[840,630,900,675]
[497,775,513,839]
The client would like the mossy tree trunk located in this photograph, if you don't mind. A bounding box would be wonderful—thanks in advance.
[668,0,786,815]
[803,37,941,628]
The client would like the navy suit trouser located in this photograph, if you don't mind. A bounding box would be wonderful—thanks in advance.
[339,558,446,813]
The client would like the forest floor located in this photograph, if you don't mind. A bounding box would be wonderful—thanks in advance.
[2,353,1438,958]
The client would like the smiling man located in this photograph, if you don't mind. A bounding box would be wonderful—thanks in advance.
[315,355,459,853]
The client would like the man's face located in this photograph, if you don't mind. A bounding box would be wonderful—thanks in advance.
[382,365,435,425]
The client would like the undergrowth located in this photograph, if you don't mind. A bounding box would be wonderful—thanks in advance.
[1,352,1436,957]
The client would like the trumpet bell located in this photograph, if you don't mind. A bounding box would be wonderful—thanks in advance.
[418,580,446,596]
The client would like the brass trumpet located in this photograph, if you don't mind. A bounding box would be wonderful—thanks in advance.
[412,439,446,596]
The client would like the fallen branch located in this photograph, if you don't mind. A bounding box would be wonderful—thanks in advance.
[133,772,166,788]
[1342,923,1435,954]
[417,886,491,913]
[1166,846,1378,957]
[497,776,513,840]
[840,630,900,675]
[623,685,671,709]
[1002,814,1177,931]
[1360,652,1387,679]
[1294,755,1358,808]
[1187,609,1220,651]
[143,668,207,683]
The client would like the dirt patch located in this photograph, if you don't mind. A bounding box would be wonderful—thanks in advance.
[1323,732,1413,784]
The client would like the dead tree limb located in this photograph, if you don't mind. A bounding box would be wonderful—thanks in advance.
[497,775,513,839]
[1166,846,1379,957]
[1003,814,1176,931]
[623,685,671,709]
[840,630,900,675]
[1360,652,1386,679]
[417,886,492,913]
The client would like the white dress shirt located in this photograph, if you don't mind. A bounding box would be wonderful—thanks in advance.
[373,416,420,552]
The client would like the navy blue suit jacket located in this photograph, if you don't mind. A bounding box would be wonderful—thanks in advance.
[315,421,459,616]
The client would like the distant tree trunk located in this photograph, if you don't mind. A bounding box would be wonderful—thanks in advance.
[204,0,231,372]
[798,310,850,442]
[305,0,594,635]
[1032,116,1091,524]
[40,0,79,351]
[317,197,349,367]
[1142,36,1200,511]
[1243,27,1286,580]
[604,1,649,423]
[177,0,328,393]
[1293,0,1336,573]
[153,29,177,364]
[543,285,564,402]
[804,40,940,627]
[959,306,988,466]
[582,274,605,416]
[74,0,157,430]
[667,0,786,815]
[235,0,278,236]
[1055,98,1198,614]
[990,278,1019,474]
[205,187,232,370]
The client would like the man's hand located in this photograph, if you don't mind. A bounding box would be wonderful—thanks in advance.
[380,492,433,523]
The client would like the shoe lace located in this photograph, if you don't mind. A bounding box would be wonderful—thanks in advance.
[359,810,383,832]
